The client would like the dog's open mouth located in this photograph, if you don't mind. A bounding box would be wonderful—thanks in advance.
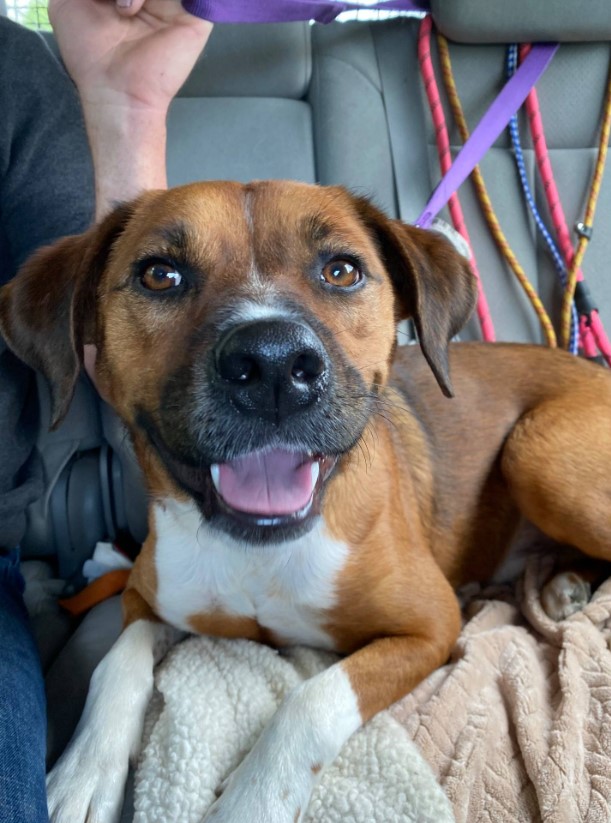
[210,449,336,523]
[146,419,340,536]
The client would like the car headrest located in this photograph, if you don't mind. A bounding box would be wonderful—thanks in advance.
[432,0,611,43]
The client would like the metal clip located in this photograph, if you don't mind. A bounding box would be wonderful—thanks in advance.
[575,222,593,240]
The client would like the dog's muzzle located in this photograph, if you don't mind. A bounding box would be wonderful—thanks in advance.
[148,316,368,541]
[202,319,333,529]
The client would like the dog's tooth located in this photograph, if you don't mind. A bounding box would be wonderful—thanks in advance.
[210,464,221,491]
[311,461,320,489]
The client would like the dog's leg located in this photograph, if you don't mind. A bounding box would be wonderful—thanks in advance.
[47,593,180,823]
[503,397,611,616]
[203,571,460,823]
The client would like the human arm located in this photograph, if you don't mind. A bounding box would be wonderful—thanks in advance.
[49,0,213,218]
[0,18,94,275]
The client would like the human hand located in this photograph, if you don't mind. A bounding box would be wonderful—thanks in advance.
[49,0,212,216]
[49,0,212,115]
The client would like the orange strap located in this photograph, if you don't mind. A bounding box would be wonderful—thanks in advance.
[59,569,131,617]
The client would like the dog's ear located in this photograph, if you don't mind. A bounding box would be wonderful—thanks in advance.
[353,196,477,397]
[0,202,135,428]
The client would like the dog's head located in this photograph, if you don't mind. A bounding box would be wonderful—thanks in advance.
[0,181,475,542]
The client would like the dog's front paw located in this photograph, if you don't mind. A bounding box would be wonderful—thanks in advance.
[203,760,306,823]
[541,571,591,621]
[47,736,128,823]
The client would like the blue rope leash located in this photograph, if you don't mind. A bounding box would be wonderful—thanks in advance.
[506,44,579,354]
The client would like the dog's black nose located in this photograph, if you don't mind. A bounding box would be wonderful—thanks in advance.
[214,320,329,422]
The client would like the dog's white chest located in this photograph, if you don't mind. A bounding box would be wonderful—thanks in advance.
[152,500,349,649]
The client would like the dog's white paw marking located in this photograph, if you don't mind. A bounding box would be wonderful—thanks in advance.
[203,760,304,823]
[47,619,176,823]
[47,738,127,823]
[204,664,360,823]
[541,571,591,621]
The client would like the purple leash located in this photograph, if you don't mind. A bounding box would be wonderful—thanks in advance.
[182,0,430,23]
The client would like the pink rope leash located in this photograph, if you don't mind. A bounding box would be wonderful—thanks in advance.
[418,16,496,342]
[587,311,611,364]
[579,315,598,358]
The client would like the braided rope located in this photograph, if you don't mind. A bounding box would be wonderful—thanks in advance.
[436,31,557,347]
[560,67,611,347]
[506,45,579,354]
[520,47,582,275]
[417,16,496,341]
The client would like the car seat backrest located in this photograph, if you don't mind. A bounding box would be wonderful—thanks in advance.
[308,20,406,218]
[167,22,317,186]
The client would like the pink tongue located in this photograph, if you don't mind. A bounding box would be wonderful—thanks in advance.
[216,450,317,516]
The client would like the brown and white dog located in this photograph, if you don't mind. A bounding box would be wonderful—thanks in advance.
[2,180,611,823]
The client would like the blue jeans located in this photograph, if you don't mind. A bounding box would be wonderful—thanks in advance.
[0,549,49,823]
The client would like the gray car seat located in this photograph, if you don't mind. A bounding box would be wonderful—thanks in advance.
[14,6,610,815]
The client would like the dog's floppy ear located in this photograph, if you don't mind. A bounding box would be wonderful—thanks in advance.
[0,202,135,428]
[354,196,477,397]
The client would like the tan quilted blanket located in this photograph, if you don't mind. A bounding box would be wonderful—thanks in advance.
[136,555,611,822]
[395,556,611,823]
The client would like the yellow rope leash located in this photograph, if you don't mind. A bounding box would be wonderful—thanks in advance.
[560,68,611,348]
[436,32,558,348]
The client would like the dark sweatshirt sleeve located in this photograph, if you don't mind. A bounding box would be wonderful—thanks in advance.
[0,17,94,275]
[0,18,95,550]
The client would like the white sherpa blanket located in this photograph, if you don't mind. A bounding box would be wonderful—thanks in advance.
[134,640,454,823]
[134,554,611,822]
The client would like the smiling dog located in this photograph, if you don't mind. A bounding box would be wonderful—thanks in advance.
[2,180,611,823]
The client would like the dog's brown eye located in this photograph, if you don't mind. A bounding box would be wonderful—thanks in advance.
[141,263,183,292]
[321,259,361,288]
